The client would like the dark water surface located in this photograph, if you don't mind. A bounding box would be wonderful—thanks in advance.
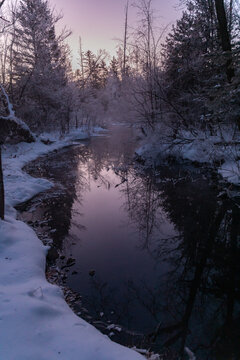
[19,125,240,359]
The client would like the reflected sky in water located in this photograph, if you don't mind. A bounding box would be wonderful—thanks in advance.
[60,126,177,334]
[21,125,240,359]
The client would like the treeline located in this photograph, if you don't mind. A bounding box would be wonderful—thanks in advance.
[0,0,72,133]
[75,0,240,142]
[0,0,240,139]
[114,0,240,141]
[0,0,127,135]
[160,0,240,137]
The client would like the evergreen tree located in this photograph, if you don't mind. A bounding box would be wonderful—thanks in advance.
[12,0,71,131]
[161,0,240,131]
[109,56,119,79]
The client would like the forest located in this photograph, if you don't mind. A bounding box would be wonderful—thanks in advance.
[0,0,240,360]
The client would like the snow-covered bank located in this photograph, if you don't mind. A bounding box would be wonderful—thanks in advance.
[3,127,104,211]
[0,128,144,360]
[136,129,240,186]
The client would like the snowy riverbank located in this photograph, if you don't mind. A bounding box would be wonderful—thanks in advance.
[0,128,145,360]
[136,128,240,186]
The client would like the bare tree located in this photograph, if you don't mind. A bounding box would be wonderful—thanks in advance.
[78,36,85,86]
[130,0,165,129]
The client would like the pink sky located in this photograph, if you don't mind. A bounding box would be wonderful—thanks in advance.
[49,0,182,68]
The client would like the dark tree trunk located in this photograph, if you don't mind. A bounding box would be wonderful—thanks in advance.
[214,0,234,81]
[123,1,129,77]
[0,146,5,220]
[0,0,6,9]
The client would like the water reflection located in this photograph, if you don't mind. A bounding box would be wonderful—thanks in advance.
[122,164,240,359]
[18,144,91,250]
[19,126,240,359]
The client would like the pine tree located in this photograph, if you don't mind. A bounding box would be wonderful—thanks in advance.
[161,0,240,133]
[12,0,70,131]
[109,56,119,79]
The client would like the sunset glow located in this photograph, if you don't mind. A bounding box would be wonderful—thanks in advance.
[49,0,181,67]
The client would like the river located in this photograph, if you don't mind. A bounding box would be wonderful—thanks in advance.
[18,124,240,360]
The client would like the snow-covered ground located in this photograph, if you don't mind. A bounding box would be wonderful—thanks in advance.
[0,128,145,360]
[136,128,240,186]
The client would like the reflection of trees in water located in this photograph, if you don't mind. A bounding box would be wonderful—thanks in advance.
[117,167,166,249]
[22,145,90,250]
[22,129,136,250]
[22,140,240,358]
[85,126,136,187]
[119,164,240,359]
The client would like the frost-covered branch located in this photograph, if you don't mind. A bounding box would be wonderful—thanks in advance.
[0,84,35,144]
[0,83,35,220]
[185,347,196,360]
[0,83,15,117]
[0,0,6,9]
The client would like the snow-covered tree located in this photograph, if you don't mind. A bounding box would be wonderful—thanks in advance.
[79,50,108,91]
[11,0,71,131]
[74,49,111,128]
[161,0,240,132]
[125,0,164,129]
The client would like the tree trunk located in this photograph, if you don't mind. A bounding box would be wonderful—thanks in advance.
[0,146,5,220]
[0,0,6,9]
[79,36,84,86]
[123,1,129,77]
[214,0,234,81]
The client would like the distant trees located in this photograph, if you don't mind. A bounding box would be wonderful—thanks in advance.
[83,50,108,90]
[110,0,240,137]
[76,49,108,91]
[74,48,110,127]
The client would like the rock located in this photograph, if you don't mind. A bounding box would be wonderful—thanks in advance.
[89,269,95,277]
[40,138,54,145]
[47,247,59,263]
[66,257,75,266]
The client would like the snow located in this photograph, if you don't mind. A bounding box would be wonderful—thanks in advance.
[185,347,196,360]
[0,84,35,136]
[106,324,122,332]
[218,160,240,185]
[0,128,144,360]
[3,129,87,209]
[136,127,240,186]
[0,84,15,117]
